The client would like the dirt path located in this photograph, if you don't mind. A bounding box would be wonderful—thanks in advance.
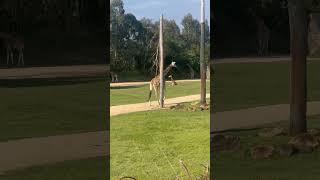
[212,101,320,132]
[111,79,204,88]
[111,93,211,116]
[0,64,107,79]
[0,131,108,173]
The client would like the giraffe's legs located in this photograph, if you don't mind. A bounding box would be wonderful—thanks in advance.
[266,38,269,55]
[163,85,166,100]
[154,85,159,105]
[10,52,14,64]
[18,51,24,67]
[6,50,9,65]
[21,52,24,66]
[6,49,13,65]
[18,53,21,66]
[259,40,262,56]
[111,75,114,83]
[115,75,118,82]
[262,38,266,55]
[148,83,153,106]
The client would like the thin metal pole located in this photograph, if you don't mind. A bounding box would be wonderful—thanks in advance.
[200,0,206,106]
[159,14,164,108]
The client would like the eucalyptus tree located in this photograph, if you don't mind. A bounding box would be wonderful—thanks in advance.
[256,0,320,135]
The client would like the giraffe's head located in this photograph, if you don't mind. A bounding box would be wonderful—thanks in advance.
[170,61,177,68]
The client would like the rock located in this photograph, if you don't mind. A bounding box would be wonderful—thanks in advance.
[258,128,286,137]
[170,103,185,110]
[211,134,240,152]
[191,101,200,106]
[288,133,319,153]
[200,104,209,111]
[250,145,275,159]
[187,106,198,112]
[275,144,296,157]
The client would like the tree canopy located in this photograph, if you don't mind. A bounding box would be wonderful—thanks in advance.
[110,0,210,78]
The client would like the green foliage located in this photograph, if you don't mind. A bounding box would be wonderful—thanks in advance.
[110,0,210,77]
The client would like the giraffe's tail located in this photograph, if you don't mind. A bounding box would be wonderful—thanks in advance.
[147,83,152,102]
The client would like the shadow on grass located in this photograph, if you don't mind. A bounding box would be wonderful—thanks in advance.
[0,156,109,180]
[0,76,105,88]
[110,85,145,90]
[211,127,264,134]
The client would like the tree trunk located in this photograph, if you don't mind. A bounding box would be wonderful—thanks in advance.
[159,15,164,108]
[200,0,207,106]
[288,0,308,135]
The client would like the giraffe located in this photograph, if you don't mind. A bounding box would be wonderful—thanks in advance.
[0,32,24,67]
[254,15,270,56]
[168,75,177,86]
[147,61,177,105]
[2,38,14,65]
[110,71,118,82]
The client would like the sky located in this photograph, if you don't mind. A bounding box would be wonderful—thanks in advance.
[123,0,210,29]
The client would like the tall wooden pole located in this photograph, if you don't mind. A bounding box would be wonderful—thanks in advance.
[159,14,165,108]
[200,0,207,106]
[288,0,308,135]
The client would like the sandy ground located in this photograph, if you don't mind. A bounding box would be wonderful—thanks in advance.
[111,93,211,116]
[110,79,203,87]
[0,131,108,173]
[0,64,107,79]
[212,101,320,132]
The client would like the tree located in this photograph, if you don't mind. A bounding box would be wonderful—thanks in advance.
[140,18,159,73]
[287,0,308,135]
[181,13,201,47]
[108,0,210,78]
[110,0,126,72]
[259,0,319,135]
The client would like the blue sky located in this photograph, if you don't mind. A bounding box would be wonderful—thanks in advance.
[123,0,210,29]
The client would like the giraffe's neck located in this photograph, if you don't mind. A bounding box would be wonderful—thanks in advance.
[163,65,173,77]
[153,65,174,82]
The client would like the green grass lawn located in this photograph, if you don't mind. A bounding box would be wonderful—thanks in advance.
[0,77,107,142]
[0,102,209,180]
[0,157,108,180]
[111,81,210,106]
[110,104,210,179]
[214,61,320,112]
[213,61,320,179]
[212,115,320,180]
